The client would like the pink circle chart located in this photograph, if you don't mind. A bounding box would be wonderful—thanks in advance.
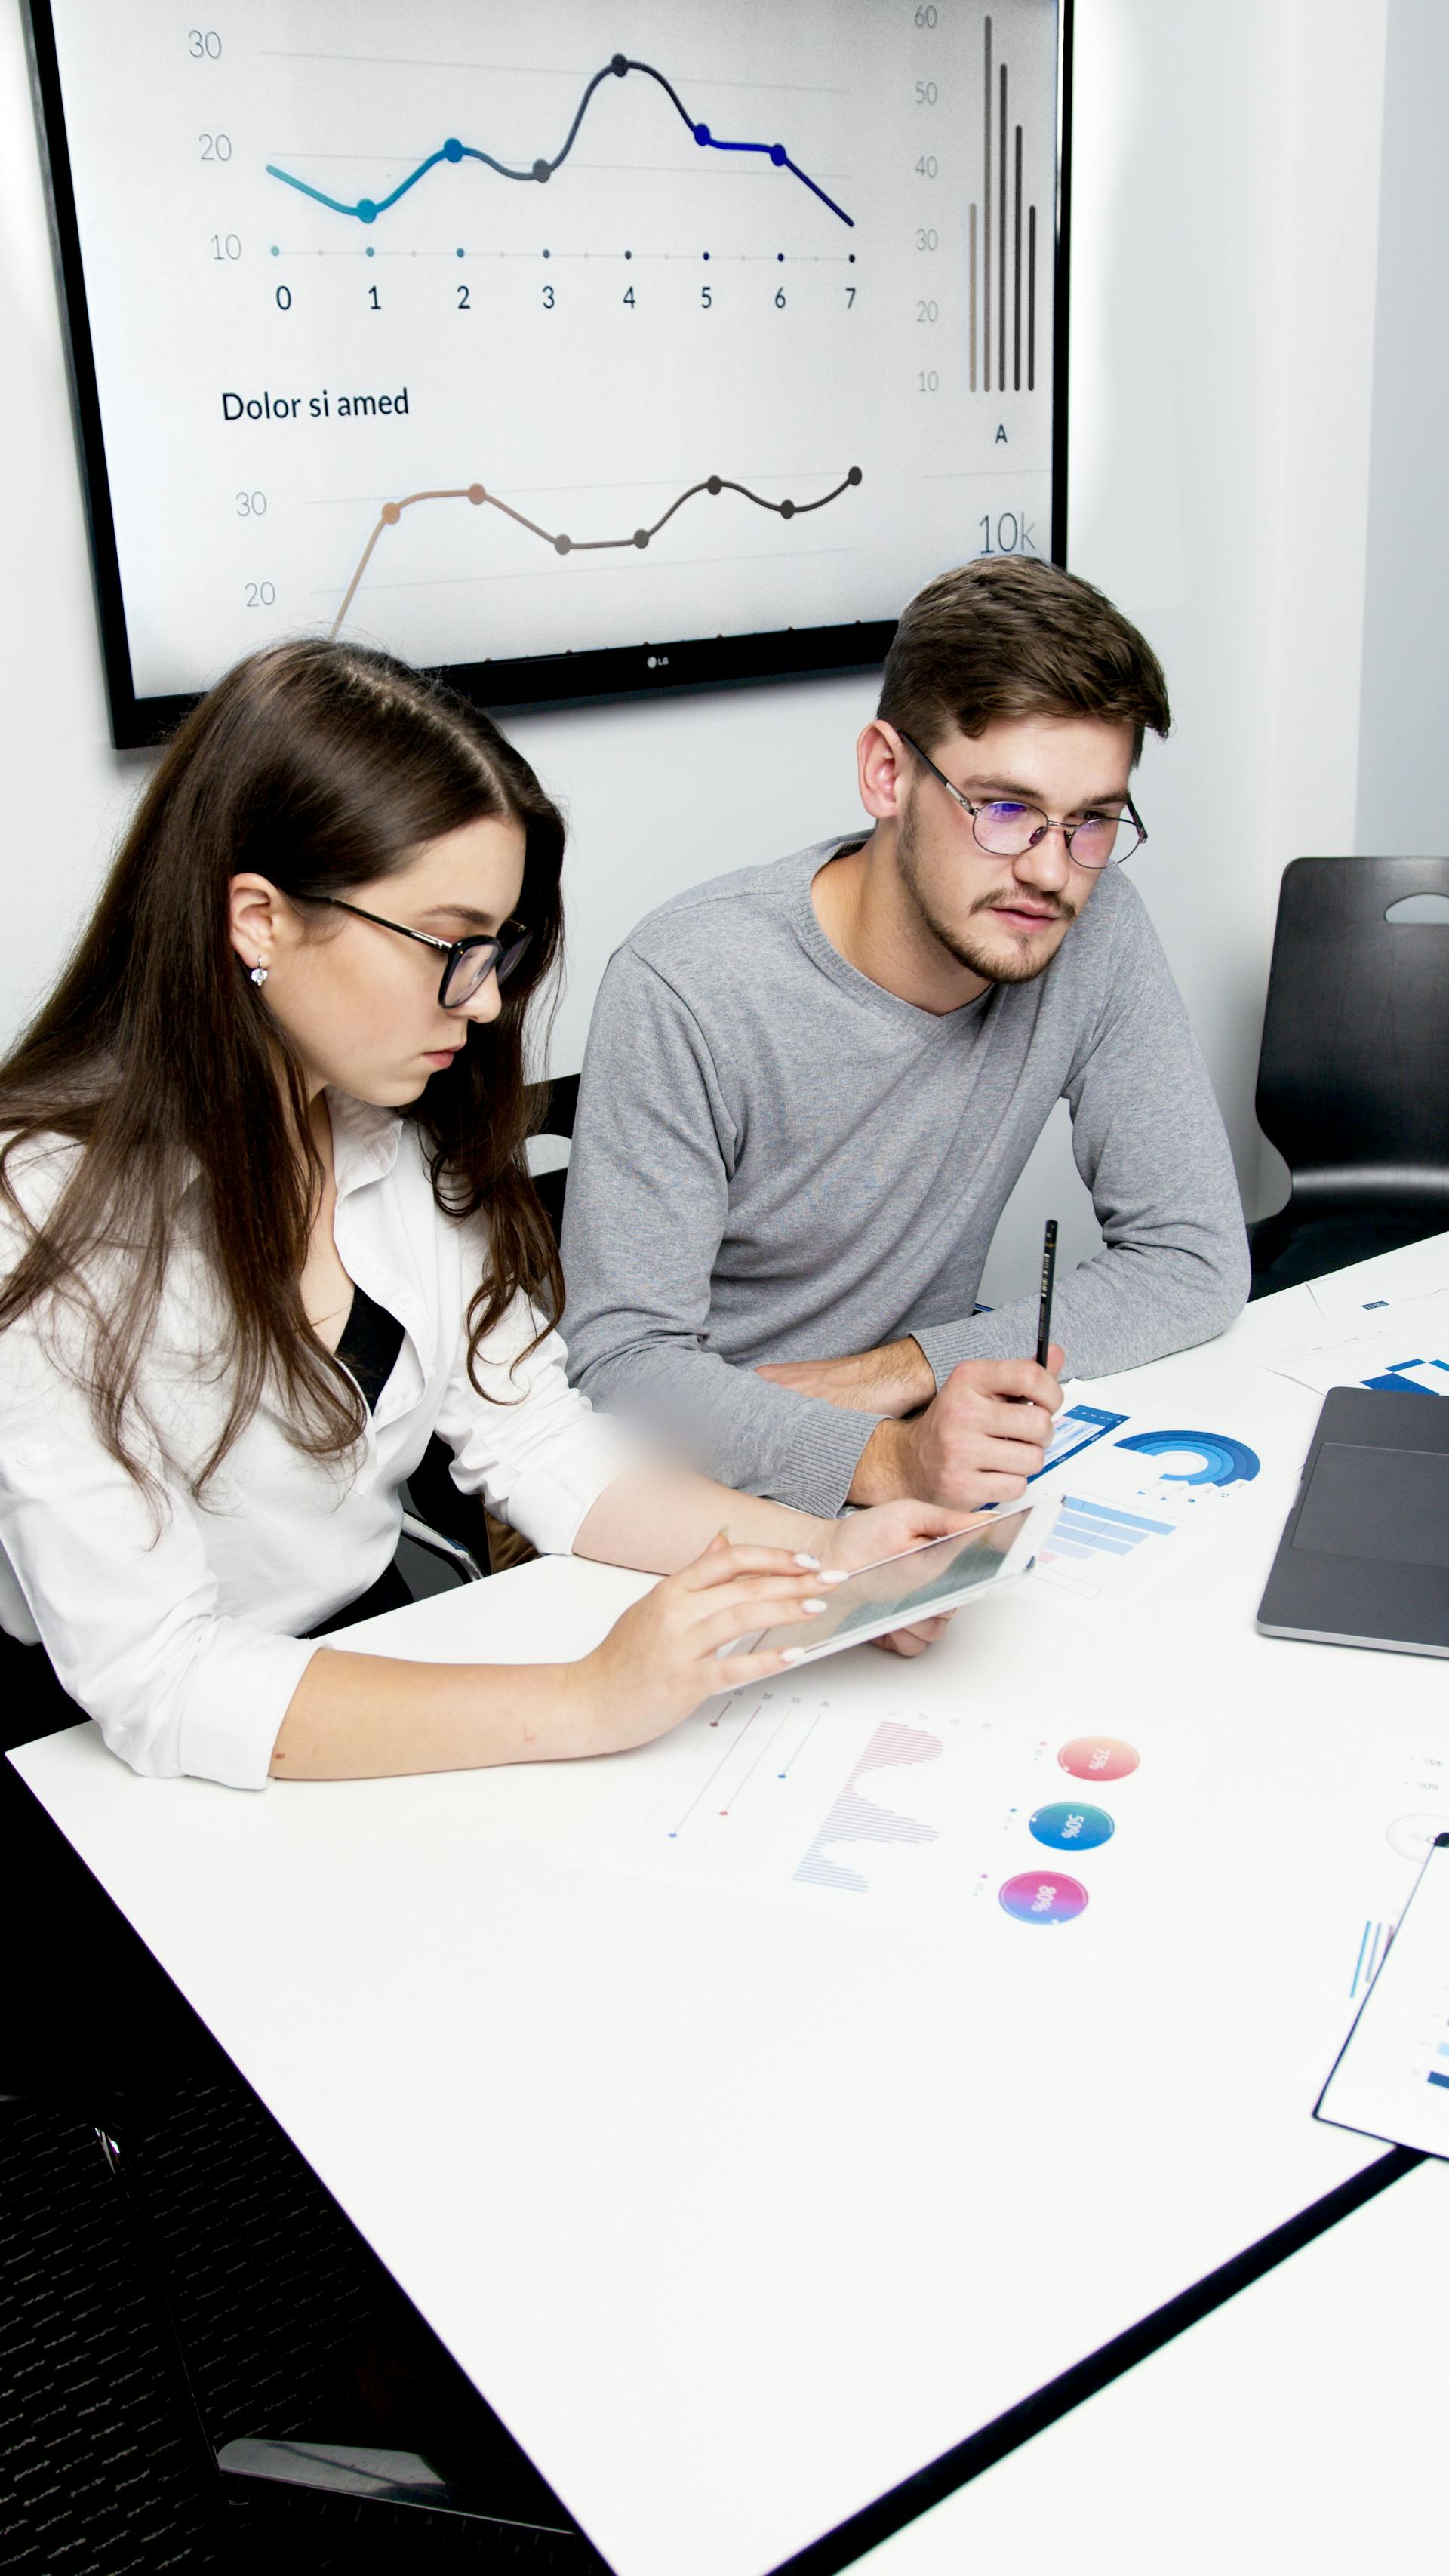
[999,1871,1089,1925]
[1058,1734,1140,1784]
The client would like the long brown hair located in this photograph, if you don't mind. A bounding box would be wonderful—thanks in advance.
[0,639,565,1497]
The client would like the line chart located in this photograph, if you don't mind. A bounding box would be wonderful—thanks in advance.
[328,466,865,636]
[266,52,855,228]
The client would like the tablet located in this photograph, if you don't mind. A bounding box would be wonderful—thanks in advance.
[739,1507,1037,1668]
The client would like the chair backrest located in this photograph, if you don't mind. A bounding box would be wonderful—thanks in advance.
[526,1073,580,1245]
[1256,857,1449,1208]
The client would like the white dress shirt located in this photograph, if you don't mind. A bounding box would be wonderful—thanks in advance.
[0,1094,633,1790]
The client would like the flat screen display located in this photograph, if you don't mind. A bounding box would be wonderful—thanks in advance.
[26,0,1069,746]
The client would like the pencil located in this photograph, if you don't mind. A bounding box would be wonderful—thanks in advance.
[1035,1219,1059,1370]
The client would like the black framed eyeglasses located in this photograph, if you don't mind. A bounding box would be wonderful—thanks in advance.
[314,897,533,1008]
[900,733,1147,869]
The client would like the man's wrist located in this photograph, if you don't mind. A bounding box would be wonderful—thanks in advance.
[890,1335,938,1413]
[848,1416,913,1507]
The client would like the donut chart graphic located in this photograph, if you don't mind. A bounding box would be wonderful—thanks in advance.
[1113,1430,1260,1487]
[999,1870,1089,1925]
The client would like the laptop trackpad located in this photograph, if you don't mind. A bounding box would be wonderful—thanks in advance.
[1293,1442,1449,1570]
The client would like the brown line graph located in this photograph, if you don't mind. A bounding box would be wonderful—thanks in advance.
[328,466,864,637]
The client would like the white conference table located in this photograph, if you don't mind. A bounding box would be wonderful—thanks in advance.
[13,1239,1449,2576]
[854,2150,1449,2576]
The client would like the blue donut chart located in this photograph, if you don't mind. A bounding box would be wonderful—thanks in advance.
[1113,1430,1261,1487]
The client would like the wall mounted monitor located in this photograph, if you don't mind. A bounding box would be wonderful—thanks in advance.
[26,0,1072,749]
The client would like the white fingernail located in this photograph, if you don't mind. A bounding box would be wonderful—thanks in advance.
[781,1648,807,1663]
[793,1551,822,1568]
[800,1597,827,1614]
[820,1568,850,1585]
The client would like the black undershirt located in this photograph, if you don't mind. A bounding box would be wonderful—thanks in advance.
[334,1279,405,1414]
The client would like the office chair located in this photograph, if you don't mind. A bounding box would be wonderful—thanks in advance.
[1,1648,589,2564]
[1248,857,1449,1298]
[527,1072,580,1248]
[395,1074,579,1578]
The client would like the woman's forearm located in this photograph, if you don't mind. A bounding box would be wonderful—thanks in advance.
[571,1462,826,1575]
[269,1645,598,1780]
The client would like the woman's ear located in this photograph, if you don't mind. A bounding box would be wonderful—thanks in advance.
[228,873,283,978]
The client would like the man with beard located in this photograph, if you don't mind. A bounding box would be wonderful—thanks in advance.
[559,557,1249,1514]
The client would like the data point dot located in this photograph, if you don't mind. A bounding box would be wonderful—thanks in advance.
[633,529,649,548]
[849,252,857,263]
[542,246,550,257]
[269,245,279,257]
[611,52,628,75]
[554,534,571,555]
[466,483,486,505]
[443,137,463,162]
[848,466,863,485]
[357,200,377,223]
[694,122,711,145]
[780,499,795,519]
[455,246,464,257]
[624,248,632,259]
[365,245,375,257]
[533,158,551,182]
[770,143,786,166]
[380,502,401,525]
[706,475,723,495]
[703,250,710,260]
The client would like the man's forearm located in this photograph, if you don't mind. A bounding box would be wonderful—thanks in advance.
[571,1336,884,1517]
[755,1335,937,1415]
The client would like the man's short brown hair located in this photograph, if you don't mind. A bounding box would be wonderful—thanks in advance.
[878,556,1171,766]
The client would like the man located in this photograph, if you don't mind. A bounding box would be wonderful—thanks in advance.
[560,557,1249,1516]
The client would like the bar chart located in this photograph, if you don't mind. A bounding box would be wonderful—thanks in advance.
[970,11,1048,395]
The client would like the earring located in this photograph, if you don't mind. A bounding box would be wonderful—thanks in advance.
[250,959,269,988]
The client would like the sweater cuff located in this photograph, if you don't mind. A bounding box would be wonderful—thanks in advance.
[783,1399,883,1518]
[912,1314,1006,1383]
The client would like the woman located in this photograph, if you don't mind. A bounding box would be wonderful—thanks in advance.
[0,642,964,1793]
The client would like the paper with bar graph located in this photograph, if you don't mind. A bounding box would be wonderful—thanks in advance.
[565,1651,1197,1959]
[1264,1289,1449,1403]
[1023,1419,1264,1619]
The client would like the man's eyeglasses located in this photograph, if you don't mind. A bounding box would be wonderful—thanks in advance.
[900,732,1147,869]
[314,896,533,1008]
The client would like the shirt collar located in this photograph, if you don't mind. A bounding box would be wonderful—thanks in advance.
[325,1089,404,1199]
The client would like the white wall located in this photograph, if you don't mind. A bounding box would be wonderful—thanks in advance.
[1356,0,1449,854]
[0,0,1396,1315]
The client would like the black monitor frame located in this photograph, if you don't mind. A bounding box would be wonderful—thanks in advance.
[23,0,1073,752]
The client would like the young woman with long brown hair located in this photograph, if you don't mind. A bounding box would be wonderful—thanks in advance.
[0,642,957,1791]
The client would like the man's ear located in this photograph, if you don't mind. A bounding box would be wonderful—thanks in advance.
[227,873,284,974]
[857,721,911,824]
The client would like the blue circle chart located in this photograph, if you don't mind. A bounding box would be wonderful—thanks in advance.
[1113,1430,1260,1486]
[1029,1802,1115,1851]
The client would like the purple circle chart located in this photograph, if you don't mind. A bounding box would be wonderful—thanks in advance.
[1058,1734,1140,1783]
[1029,1801,1115,1851]
[999,1871,1089,1925]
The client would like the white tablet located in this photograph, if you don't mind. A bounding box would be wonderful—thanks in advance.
[738,1506,1038,1669]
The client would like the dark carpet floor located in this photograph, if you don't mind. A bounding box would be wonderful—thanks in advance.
[0,2071,605,2574]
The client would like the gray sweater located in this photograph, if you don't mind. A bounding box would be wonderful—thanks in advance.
[561,838,1249,1514]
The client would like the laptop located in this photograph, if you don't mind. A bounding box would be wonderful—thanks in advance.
[1257,1386,1449,1658]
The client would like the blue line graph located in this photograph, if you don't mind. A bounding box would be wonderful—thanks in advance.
[266,53,854,229]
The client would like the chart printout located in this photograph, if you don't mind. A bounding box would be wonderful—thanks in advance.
[1318,1835,1449,2158]
[1024,1420,1266,1619]
[567,1651,1196,1962]
[38,0,1060,716]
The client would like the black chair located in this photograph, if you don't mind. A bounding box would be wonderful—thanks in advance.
[1,1651,588,2565]
[527,1073,580,1249]
[1248,857,1449,1298]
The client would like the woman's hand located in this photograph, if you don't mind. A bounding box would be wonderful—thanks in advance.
[814,1497,986,1661]
[565,1534,844,1753]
